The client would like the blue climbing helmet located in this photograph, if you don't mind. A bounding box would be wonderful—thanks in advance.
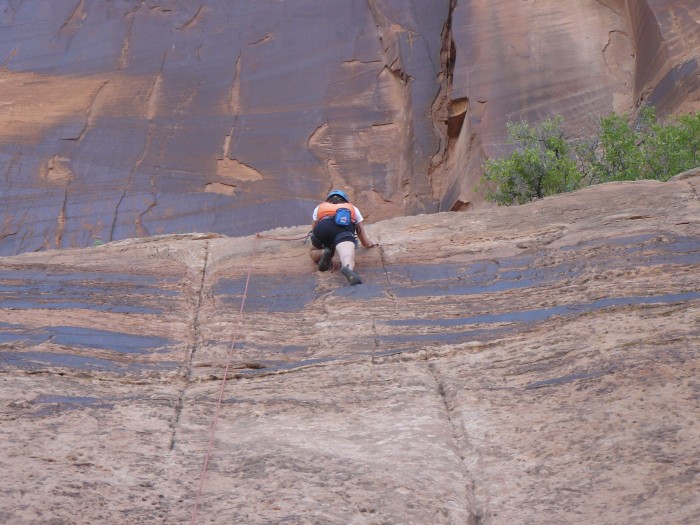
[326,189,349,202]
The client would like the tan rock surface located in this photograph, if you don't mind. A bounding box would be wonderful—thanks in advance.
[2,174,699,523]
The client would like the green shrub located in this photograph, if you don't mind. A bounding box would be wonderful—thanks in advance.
[643,109,700,180]
[480,108,700,205]
[577,107,700,183]
[481,115,580,205]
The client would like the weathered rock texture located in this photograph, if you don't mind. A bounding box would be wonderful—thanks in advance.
[1,173,698,523]
[1,1,699,255]
[434,0,700,213]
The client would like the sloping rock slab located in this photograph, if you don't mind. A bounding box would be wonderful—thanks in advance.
[1,175,699,523]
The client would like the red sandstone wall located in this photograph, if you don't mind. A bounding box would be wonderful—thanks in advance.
[0,1,697,255]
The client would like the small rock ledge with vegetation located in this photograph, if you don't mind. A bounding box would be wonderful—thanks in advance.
[481,109,700,206]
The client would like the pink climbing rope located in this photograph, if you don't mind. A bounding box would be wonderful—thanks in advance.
[190,232,306,524]
[190,235,258,524]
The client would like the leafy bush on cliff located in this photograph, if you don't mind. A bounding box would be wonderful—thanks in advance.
[479,115,580,205]
[481,108,700,205]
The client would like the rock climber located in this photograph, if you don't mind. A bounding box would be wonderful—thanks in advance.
[309,189,377,285]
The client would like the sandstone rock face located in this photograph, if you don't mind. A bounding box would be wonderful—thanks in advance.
[435,0,700,214]
[1,174,698,523]
[627,0,700,115]
[0,1,698,255]
[0,1,450,255]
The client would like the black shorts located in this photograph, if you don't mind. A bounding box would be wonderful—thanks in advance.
[311,218,357,249]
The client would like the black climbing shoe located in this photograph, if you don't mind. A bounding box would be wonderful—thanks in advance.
[318,247,333,272]
[341,265,362,285]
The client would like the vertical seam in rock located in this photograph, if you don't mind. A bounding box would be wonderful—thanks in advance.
[228,52,242,115]
[57,0,86,39]
[372,240,398,366]
[61,79,109,142]
[176,4,205,31]
[429,0,457,210]
[135,187,157,238]
[55,179,72,249]
[427,360,480,524]
[189,239,210,376]
[110,123,154,242]
[118,8,138,70]
[377,242,397,303]
[370,318,379,365]
[169,239,210,451]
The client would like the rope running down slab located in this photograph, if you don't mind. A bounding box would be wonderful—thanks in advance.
[190,232,306,524]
